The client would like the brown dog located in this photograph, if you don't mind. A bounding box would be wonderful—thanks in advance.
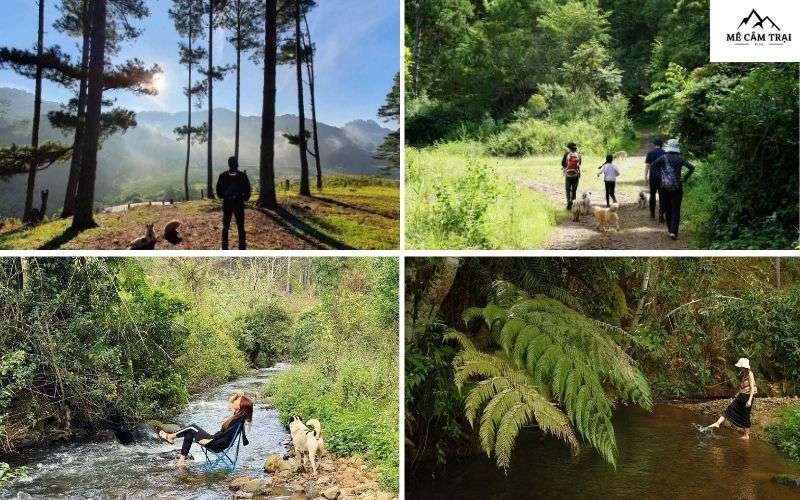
[594,203,620,232]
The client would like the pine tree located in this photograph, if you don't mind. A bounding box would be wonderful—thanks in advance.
[170,0,208,201]
[302,13,321,190]
[293,0,310,196]
[257,0,279,208]
[222,0,263,163]
[374,72,400,172]
[71,0,108,230]
[23,0,46,222]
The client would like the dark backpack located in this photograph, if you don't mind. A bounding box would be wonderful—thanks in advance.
[658,155,679,191]
[223,172,248,200]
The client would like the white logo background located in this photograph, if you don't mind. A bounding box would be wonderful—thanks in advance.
[710,0,800,62]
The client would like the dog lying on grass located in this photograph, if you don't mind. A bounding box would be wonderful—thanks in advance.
[594,203,620,232]
[289,416,325,475]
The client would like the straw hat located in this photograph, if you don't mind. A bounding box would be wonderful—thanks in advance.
[734,357,751,370]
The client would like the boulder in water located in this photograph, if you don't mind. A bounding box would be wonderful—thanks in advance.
[773,474,800,489]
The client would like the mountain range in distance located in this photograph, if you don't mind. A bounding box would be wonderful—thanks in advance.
[0,87,394,217]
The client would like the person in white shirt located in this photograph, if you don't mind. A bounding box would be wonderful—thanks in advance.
[597,154,620,207]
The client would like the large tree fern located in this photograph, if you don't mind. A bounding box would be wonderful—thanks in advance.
[450,282,652,469]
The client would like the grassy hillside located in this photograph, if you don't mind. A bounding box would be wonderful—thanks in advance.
[0,176,399,250]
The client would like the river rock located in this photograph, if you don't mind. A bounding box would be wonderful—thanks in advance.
[241,479,263,493]
[233,492,253,499]
[323,486,340,499]
[265,454,284,473]
[773,474,800,489]
[231,476,256,490]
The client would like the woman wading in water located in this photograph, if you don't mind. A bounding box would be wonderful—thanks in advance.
[702,358,756,439]
[158,393,253,466]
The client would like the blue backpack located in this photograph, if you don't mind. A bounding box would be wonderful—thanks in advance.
[659,155,679,191]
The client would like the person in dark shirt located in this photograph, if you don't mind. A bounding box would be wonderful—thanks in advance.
[644,138,666,222]
[216,156,252,250]
[159,393,252,467]
[651,139,695,239]
[561,142,582,210]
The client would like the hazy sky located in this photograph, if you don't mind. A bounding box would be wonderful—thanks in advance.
[0,0,400,127]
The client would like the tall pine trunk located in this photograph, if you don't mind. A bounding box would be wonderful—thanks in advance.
[184,11,193,202]
[295,0,310,196]
[234,0,241,161]
[62,0,90,218]
[257,0,277,208]
[206,0,215,199]
[72,0,107,230]
[24,0,45,220]
[303,14,321,190]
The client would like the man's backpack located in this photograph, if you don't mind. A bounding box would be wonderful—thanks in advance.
[564,152,581,177]
[224,172,249,200]
[658,155,679,191]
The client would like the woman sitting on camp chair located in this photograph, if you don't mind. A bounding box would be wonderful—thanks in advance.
[158,392,253,467]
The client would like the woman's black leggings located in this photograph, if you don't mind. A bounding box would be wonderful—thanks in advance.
[604,181,617,206]
[175,425,213,456]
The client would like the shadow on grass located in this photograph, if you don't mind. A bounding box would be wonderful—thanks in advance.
[249,204,354,250]
[39,227,82,250]
[309,195,398,220]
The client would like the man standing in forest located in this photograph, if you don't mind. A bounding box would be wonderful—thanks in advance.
[561,142,582,210]
[216,156,252,250]
[645,138,666,222]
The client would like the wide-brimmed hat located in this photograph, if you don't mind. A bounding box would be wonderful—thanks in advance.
[566,142,577,150]
[664,138,681,153]
[735,357,751,370]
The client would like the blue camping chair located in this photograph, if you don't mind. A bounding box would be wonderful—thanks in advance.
[199,423,243,472]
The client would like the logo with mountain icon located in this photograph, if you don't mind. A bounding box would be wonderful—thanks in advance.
[737,9,780,31]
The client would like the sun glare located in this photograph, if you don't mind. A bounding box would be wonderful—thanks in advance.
[150,73,166,94]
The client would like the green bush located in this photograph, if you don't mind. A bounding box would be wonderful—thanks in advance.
[177,312,249,391]
[766,405,800,461]
[235,301,294,367]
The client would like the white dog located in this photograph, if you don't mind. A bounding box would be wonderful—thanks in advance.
[288,416,324,475]
[579,192,592,215]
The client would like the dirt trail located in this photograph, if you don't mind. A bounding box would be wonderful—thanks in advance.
[519,154,690,250]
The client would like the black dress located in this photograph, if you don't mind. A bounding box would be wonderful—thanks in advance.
[723,393,753,429]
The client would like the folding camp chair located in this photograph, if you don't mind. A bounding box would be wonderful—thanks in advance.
[199,423,243,472]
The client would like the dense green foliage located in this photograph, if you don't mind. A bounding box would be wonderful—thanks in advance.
[406,0,799,248]
[766,405,800,462]
[453,288,652,468]
[406,257,800,474]
[265,258,400,491]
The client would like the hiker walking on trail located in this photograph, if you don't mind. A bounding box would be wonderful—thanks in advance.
[645,138,666,222]
[650,139,694,240]
[216,156,252,250]
[597,154,619,207]
[561,142,582,210]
